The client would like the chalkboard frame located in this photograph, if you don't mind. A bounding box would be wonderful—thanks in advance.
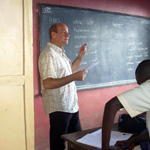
[39,4,150,91]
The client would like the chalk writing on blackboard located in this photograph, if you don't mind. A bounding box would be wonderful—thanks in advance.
[39,4,150,91]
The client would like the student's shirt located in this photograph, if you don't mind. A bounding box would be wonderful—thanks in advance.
[38,42,79,115]
[117,80,150,136]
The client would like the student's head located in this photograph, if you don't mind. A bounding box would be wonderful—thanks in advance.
[135,59,150,85]
[49,23,70,48]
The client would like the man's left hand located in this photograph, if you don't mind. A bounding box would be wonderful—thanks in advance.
[78,43,87,56]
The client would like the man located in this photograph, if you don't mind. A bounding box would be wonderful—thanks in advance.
[102,59,150,150]
[38,23,87,150]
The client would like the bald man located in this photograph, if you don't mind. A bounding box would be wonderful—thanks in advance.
[38,23,87,150]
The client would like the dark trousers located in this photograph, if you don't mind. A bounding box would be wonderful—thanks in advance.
[49,111,82,150]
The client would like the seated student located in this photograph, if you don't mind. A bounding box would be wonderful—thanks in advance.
[101,59,150,150]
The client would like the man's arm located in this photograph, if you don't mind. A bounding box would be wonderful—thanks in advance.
[115,129,149,148]
[43,43,87,89]
[43,70,87,89]
[102,97,123,150]
[72,43,87,72]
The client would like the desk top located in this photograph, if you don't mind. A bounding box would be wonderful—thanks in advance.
[61,123,123,150]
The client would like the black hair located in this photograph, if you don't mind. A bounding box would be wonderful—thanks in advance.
[135,59,150,84]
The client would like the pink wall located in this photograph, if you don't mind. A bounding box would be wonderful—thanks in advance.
[33,0,150,149]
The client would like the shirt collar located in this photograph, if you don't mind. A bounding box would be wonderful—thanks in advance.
[47,42,64,56]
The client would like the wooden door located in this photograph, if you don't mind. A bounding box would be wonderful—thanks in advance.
[0,0,34,150]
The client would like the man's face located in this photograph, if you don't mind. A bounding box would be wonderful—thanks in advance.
[54,24,70,48]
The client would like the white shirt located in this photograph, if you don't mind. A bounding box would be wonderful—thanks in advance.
[38,42,79,114]
[117,80,150,136]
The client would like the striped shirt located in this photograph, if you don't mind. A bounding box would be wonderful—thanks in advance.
[38,42,79,114]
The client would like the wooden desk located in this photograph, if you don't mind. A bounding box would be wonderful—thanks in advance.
[61,123,124,150]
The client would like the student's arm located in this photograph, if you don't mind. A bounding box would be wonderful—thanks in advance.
[72,43,87,72]
[43,70,87,89]
[102,97,123,150]
[115,130,149,148]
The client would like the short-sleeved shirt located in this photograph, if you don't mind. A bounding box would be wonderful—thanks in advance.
[117,80,150,136]
[38,42,79,115]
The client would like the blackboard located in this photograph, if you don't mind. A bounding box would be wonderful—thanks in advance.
[39,4,150,91]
